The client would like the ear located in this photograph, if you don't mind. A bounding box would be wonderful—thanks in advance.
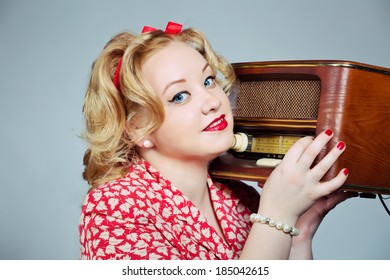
[125,118,155,149]
[126,129,154,149]
[128,134,155,149]
[141,139,154,148]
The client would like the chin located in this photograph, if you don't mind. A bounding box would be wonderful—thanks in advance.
[203,129,234,158]
[215,134,234,155]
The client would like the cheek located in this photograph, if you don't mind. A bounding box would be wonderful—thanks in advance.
[154,108,198,140]
[222,96,235,132]
[221,93,233,116]
[164,107,196,126]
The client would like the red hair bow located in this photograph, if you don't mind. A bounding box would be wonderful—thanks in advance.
[113,22,182,93]
[142,21,182,34]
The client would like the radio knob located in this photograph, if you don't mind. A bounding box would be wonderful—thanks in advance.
[231,132,249,152]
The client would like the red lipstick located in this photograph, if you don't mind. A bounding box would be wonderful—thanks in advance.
[203,114,228,132]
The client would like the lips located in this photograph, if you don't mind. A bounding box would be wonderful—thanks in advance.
[203,114,228,132]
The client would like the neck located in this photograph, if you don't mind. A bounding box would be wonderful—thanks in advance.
[141,153,211,206]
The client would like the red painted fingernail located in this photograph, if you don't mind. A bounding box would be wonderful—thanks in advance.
[343,168,349,176]
[325,129,333,136]
[337,141,345,150]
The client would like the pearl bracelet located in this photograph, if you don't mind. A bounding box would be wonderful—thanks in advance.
[249,213,300,237]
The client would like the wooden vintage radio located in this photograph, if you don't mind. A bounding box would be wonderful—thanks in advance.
[209,60,390,194]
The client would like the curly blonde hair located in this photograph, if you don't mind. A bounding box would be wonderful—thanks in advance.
[82,27,236,190]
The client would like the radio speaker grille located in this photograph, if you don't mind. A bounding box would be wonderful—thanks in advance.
[236,79,321,119]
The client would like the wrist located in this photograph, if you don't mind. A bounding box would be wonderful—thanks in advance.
[289,238,313,260]
[250,213,300,237]
[257,205,298,227]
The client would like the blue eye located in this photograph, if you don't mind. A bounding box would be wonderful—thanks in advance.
[204,76,216,87]
[168,92,189,104]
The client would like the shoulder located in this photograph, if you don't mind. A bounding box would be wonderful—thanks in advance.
[81,173,153,221]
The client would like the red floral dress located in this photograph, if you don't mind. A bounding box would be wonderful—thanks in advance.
[79,160,254,259]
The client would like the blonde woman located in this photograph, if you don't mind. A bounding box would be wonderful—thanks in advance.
[79,22,355,260]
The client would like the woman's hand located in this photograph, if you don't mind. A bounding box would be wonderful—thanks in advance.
[257,129,349,226]
[247,129,351,260]
[288,190,358,259]
[294,190,358,239]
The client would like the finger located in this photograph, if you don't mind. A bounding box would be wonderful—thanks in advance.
[296,129,334,170]
[281,136,314,164]
[310,141,346,181]
[317,168,349,197]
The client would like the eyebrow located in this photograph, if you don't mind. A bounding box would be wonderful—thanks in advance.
[162,63,210,95]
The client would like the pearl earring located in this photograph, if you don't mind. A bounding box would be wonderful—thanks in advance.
[143,140,153,148]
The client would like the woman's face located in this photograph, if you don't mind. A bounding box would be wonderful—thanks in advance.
[141,42,234,163]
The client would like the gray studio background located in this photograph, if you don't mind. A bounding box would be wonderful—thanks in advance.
[0,0,389,260]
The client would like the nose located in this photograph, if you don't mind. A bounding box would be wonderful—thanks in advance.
[200,90,222,115]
